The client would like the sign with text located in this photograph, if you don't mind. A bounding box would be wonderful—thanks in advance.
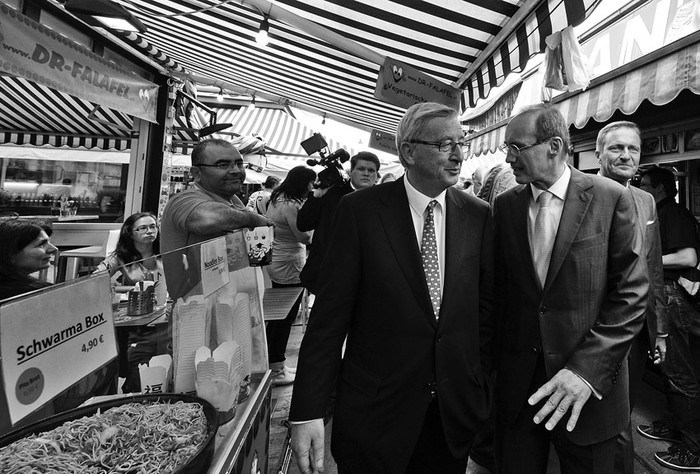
[375,57,460,110]
[582,0,700,77]
[369,129,398,155]
[0,274,117,424]
[0,4,158,122]
[201,237,230,297]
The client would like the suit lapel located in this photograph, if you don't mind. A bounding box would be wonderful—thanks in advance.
[378,178,436,325]
[544,167,593,292]
[510,185,540,287]
[440,188,467,326]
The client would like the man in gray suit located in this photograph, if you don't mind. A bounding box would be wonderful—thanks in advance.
[596,120,667,473]
[493,104,649,474]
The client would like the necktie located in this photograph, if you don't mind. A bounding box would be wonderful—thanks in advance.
[531,191,555,288]
[421,200,441,317]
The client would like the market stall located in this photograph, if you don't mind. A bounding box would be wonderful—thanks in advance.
[0,229,277,473]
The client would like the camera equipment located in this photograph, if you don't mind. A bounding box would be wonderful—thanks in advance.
[301,133,351,189]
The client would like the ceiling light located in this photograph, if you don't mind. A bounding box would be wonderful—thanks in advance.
[65,0,147,33]
[248,94,256,111]
[217,87,224,102]
[256,16,269,46]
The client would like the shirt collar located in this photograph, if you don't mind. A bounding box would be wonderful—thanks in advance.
[404,176,447,214]
[530,165,570,201]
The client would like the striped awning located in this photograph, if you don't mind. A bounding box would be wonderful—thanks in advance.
[174,106,356,157]
[89,0,601,134]
[555,37,700,129]
[0,76,133,151]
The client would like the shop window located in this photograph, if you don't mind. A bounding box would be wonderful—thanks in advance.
[0,157,127,222]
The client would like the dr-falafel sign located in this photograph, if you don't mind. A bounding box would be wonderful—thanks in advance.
[375,57,460,110]
[0,4,158,122]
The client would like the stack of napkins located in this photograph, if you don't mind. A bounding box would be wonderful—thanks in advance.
[233,293,252,378]
[195,341,244,415]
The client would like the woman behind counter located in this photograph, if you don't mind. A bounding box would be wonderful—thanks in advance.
[266,166,316,386]
[95,212,163,289]
[94,212,165,393]
[0,218,57,301]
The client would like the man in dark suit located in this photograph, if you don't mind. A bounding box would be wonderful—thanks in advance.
[493,104,648,474]
[297,151,380,294]
[596,120,667,473]
[289,102,494,474]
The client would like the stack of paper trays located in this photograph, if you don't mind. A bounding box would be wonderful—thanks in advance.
[173,296,207,393]
[195,340,244,418]
[233,292,252,378]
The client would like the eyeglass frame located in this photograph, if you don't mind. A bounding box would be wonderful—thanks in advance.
[499,136,559,157]
[133,224,158,233]
[196,160,246,171]
[406,138,470,154]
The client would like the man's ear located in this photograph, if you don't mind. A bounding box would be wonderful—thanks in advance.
[399,142,415,166]
[190,166,201,182]
[594,150,601,164]
[548,137,563,157]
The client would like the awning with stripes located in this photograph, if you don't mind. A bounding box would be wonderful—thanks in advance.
[555,36,700,129]
[88,0,602,134]
[0,76,133,151]
[173,105,357,157]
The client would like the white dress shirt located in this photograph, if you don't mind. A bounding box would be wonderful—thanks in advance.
[404,177,446,298]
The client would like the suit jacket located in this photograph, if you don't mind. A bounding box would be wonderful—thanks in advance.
[493,166,648,446]
[289,177,494,473]
[297,180,353,294]
[629,186,667,345]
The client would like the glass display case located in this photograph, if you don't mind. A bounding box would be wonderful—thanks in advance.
[0,229,272,473]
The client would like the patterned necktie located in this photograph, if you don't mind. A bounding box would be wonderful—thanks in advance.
[421,200,441,317]
[531,191,555,288]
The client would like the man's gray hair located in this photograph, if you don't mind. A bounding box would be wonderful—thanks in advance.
[396,102,458,167]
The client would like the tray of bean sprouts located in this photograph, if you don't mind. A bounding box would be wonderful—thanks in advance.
[0,393,219,474]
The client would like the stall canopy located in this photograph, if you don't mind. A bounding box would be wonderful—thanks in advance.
[67,0,602,135]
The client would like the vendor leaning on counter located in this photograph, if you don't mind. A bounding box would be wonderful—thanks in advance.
[160,138,273,301]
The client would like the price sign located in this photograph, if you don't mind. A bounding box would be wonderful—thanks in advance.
[0,273,117,424]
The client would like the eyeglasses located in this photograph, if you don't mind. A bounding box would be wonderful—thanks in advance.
[197,160,245,170]
[133,224,157,233]
[407,138,469,154]
[499,137,557,157]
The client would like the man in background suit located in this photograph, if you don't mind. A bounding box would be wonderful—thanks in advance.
[596,120,667,473]
[289,102,494,474]
[493,104,648,474]
[297,151,380,295]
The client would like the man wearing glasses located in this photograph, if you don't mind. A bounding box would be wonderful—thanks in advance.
[492,104,648,474]
[161,138,272,301]
[290,102,494,474]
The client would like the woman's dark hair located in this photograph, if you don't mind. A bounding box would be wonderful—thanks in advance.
[114,212,160,264]
[270,166,316,205]
[0,218,52,282]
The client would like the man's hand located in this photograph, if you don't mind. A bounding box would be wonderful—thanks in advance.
[528,368,592,432]
[312,185,332,199]
[653,336,667,365]
[291,419,325,473]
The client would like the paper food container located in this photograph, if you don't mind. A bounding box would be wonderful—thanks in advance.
[195,341,244,424]
[138,354,172,394]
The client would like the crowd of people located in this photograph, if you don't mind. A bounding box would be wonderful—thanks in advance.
[1,102,700,473]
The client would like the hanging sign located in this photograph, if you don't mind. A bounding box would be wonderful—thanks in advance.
[0,273,117,425]
[0,4,158,122]
[375,57,460,110]
[369,129,398,155]
[201,236,230,297]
